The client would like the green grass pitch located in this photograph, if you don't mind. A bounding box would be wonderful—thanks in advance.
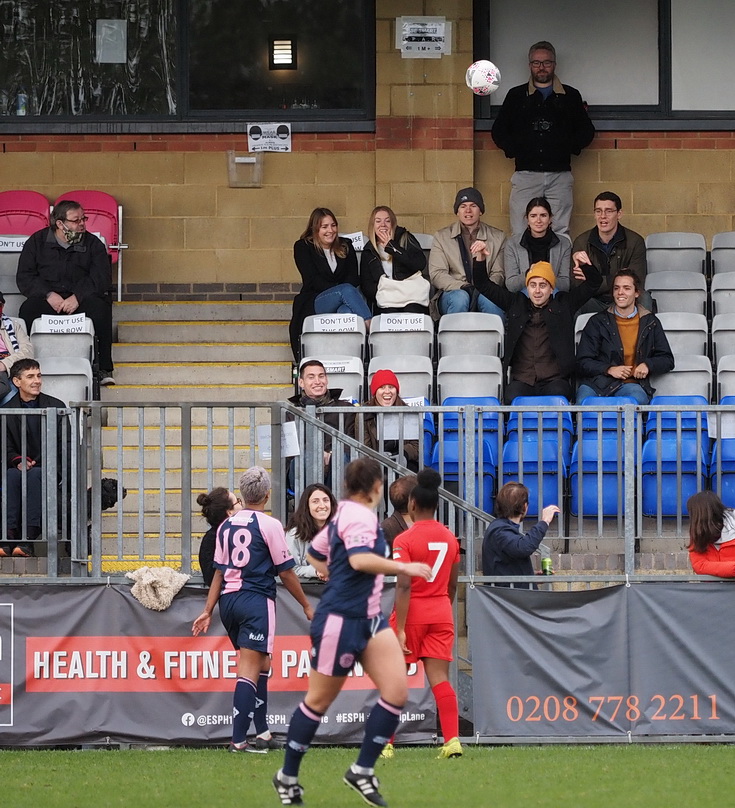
[1,744,734,808]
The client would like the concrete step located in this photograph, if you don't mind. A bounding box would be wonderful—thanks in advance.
[101,424,254,446]
[113,342,292,363]
[117,321,289,343]
[111,362,291,386]
[101,445,257,467]
[114,300,291,322]
[103,406,277,427]
[100,384,292,404]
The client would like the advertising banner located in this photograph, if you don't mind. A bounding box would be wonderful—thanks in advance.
[469,583,735,738]
[0,584,435,746]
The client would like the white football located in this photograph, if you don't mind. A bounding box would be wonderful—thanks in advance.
[466,60,501,96]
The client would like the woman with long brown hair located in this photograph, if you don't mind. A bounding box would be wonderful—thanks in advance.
[289,207,372,360]
[285,483,337,579]
[687,490,735,576]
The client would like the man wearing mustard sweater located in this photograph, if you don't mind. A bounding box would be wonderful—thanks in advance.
[576,269,674,404]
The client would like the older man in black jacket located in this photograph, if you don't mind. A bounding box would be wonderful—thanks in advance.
[473,258,601,404]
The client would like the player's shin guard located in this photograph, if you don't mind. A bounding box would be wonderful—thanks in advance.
[432,680,459,742]
[254,671,269,735]
[356,698,402,770]
[282,702,323,778]
[232,677,257,745]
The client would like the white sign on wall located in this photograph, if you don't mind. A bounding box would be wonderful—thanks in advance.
[396,16,451,59]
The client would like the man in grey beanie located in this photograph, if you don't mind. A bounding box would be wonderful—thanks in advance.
[428,187,506,320]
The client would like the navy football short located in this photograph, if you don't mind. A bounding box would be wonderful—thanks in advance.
[218,590,275,654]
[310,610,389,676]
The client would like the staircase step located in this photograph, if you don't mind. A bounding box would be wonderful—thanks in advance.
[117,321,289,343]
[114,300,292,322]
[113,342,292,363]
[111,362,291,386]
[100,384,292,403]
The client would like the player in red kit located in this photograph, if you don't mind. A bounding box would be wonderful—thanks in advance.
[387,468,462,759]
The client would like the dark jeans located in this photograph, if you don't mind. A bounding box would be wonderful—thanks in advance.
[6,465,43,533]
[504,378,573,405]
[20,295,114,371]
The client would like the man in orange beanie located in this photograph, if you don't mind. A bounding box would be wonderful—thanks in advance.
[472,259,601,403]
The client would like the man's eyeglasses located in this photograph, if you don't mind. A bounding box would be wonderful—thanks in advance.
[529,60,555,68]
[64,216,88,223]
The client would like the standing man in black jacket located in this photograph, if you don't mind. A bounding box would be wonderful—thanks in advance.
[491,41,595,237]
[16,200,115,386]
[576,270,674,404]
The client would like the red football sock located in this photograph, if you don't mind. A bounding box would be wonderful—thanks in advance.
[432,680,459,741]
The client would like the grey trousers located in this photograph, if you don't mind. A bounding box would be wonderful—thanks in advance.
[509,170,574,237]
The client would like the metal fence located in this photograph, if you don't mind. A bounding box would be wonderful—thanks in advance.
[2,400,734,582]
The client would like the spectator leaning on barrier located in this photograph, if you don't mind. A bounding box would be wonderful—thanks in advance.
[0,291,33,402]
[571,191,653,313]
[576,269,674,405]
[16,200,115,386]
[473,258,601,403]
[0,358,67,558]
[428,187,506,320]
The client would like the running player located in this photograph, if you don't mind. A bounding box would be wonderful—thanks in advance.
[273,457,432,807]
[192,467,313,753]
[386,468,462,759]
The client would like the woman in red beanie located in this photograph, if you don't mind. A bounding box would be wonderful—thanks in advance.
[360,369,419,471]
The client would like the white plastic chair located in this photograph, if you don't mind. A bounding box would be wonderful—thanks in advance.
[437,355,504,402]
[651,354,711,401]
[645,232,706,274]
[574,312,595,349]
[39,357,94,404]
[368,313,434,360]
[31,316,96,362]
[645,271,707,315]
[301,313,366,361]
[711,232,735,275]
[438,312,504,359]
[711,273,735,316]
[656,312,708,357]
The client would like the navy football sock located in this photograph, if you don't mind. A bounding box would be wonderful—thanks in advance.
[232,677,257,745]
[282,701,323,777]
[356,698,402,770]
[254,671,269,735]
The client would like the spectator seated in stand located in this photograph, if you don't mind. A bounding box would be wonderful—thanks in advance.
[0,358,67,558]
[360,369,420,472]
[472,259,601,404]
[428,188,506,320]
[360,206,429,317]
[287,359,355,486]
[289,207,372,361]
[284,483,337,580]
[576,269,674,405]
[0,290,33,404]
[16,200,114,386]
[504,196,572,293]
[196,487,244,587]
[687,491,735,577]
[380,474,418,549]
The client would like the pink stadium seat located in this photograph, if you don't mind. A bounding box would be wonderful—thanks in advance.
[54,190,128,300]
[0,190,50,236]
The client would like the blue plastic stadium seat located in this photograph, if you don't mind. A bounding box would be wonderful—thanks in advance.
[578,395,639,435]
[641,437,709,517]
[507,396,573,464]
[441,396,500,465]
[430,438,495,512]
[710,439,735,508]
[569,438,627,517]
[644,395,709,438]
[502,437,566,517]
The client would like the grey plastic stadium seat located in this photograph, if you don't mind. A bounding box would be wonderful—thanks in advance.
[367,354,433,401]
[574,311,595,349]
[712,314,735,365]
[711,273,735,316]
[368,313,434,360]
[438,312,504,359]
[301,313,366,361]
[645,271,706,315]
[711,232,735,275]
[437,355,503,402]
[645,232,706,274]
[718,355,735,401]
[39,357,94,404]
[656,312,708,358]
[31,316,96,362]
[650,354,711,401]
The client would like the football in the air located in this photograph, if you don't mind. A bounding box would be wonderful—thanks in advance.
[465,60,501,96]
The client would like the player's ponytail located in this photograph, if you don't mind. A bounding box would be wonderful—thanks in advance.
[410,468,441,512]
